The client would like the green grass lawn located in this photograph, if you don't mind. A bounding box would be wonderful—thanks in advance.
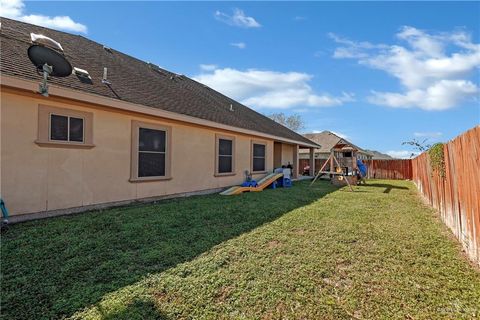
[1,180,479,319]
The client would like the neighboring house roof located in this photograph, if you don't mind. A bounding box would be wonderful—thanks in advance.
[363,149,394,160]
[0,17,317,147]
[301,131,373,155]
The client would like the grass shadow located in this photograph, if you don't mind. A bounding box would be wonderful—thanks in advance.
[364,182,410,194]
[1,180,337,319]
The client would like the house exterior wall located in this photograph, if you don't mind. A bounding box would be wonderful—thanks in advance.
[274,142,294,167]
[273,142,282,168]
[299,151,329,159]
[280,144,294,166]
[1,91,277,216]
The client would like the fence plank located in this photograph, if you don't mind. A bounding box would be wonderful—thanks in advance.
[365,159,412,179]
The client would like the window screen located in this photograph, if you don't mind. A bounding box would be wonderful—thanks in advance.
[218,138,233,173]
[252,143,266,172]
[50,114,84,142]
[138,127,167,177]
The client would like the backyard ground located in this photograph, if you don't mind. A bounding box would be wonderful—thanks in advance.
[1,179,479,319]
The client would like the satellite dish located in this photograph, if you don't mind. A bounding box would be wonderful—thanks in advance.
[27,45,72,77]
[27,33,72,96]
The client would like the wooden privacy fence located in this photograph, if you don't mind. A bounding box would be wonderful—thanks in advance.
[298,159,328,175]
[299,158,412,180]
[412,126,480,266]
[365,159,412,180]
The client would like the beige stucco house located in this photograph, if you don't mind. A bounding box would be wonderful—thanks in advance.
[0,18,319,221]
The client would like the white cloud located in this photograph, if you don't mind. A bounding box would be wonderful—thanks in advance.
[396,26,445,58]
[214,8,261,28]
[414,131,442,138]
[0,0,87,33]
[385,150,420,159]
[230,42,246,49]
[368,80,478,111]
[330,26,480,110]
[329,32,387,59]
[199,64,218,71]
[193,67,354,109]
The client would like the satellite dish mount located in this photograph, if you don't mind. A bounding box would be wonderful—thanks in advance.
[39,63,53,96]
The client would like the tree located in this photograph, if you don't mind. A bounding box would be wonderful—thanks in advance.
[268,113,305,132]
[402,138,432,158]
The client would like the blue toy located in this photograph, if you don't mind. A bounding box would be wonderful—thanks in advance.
[241,180,258,187]
[356,159,367,177]
[283,177,292,188]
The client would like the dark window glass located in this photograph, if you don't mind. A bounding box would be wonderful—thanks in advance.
[138,152,165,177]
[344,151,352,157]
[50,114,68,141]
[253,144,265,157]
[218,139,232,156]
[139,128,166,152]
[253,158,265,172]
[69,117,84,142]
[252,143,266,171]
[137,127,167,178]
[218,156,232,173]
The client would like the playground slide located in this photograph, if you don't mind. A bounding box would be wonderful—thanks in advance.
[220,172,284,196]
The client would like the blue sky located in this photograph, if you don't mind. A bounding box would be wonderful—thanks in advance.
[2,1,479,157]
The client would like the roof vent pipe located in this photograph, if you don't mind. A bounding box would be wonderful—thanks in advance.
[230,104,234,112]
[102,67,111,85]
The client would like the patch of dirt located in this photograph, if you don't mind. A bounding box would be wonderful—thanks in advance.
[215,285,234,303]
[267,240,281,249]
[292,228,306,235]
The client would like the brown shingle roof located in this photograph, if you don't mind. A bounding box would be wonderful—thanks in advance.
[0,17,317,147]
[301,131,372,155]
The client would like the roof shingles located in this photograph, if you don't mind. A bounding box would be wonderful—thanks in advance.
[0,17,316,146]
[301,131,372,155]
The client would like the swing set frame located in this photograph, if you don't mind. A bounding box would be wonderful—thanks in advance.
[310,144,359,192]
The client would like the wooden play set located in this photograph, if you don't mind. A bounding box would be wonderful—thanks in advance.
[310,142,363,191]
